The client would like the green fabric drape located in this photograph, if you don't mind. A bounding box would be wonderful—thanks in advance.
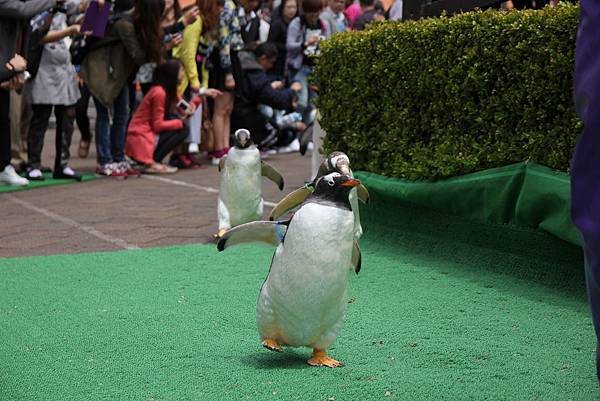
[355,162,580,246]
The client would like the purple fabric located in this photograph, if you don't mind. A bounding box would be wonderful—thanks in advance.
[572,0,600,381]
[80,1,110,38]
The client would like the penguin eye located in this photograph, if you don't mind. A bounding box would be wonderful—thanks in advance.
[327,178,335,186]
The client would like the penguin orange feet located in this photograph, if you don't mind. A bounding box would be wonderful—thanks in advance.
[307,349,344,368]
[261,338,283,353]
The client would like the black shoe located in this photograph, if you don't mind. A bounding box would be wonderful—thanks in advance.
[53,167,82,181]
[25,167,45,181]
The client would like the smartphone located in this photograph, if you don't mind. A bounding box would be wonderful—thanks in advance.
[176,99,191,114]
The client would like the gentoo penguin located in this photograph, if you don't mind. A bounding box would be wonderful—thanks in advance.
[269,151,369,241]
[218,173,362,367]
[216,129,285,238]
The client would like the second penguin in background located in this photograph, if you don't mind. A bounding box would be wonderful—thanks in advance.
[216,129,285,238]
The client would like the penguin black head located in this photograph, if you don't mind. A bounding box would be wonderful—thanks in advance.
[311,172,360,209]
[234,129,254,149]
[317,151,352,178]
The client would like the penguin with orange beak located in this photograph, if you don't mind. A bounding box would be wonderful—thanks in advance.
[218,173,362,367]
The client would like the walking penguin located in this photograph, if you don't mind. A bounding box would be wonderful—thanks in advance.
[217,172,363,367]
[216,129,285,238]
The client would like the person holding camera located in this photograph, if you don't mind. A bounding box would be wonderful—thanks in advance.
[0,0,62,186]
[125,60,218,174]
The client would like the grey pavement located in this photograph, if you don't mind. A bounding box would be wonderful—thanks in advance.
[1,130,312,258]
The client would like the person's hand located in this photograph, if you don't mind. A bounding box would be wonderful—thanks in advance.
[225,74,235,90]
[290,82,302,92]
[1,74,25,91]
[291,97,298,110]
[69,25,81,35]
[166,33,183,49]
[183,6,199,25]
[304,35,319,47]
[295,121,306,132]
[6,54,27,73]
[204,88,223,98]
[270,80,284,89]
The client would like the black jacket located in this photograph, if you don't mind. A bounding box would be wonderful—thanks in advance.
[237,50,294,112]
[266,15,289,78]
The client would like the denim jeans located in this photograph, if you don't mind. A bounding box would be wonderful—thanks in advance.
[93,86,129,165]
[291,65,317,123]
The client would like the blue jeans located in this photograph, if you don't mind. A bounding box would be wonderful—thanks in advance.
[93,86,129,165]
[291,65,317,123]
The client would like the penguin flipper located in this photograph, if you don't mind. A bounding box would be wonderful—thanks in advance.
[352,240,362,274]
[268,186,313,221]
[357,184,370,204]
[218,156,227,172]
[261,162,285,190]
[217,220,290,252]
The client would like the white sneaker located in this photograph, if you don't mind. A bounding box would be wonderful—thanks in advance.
[211,157,221,166]
[188,143,200,154]
[27,168,43,180]
[0,165,29,186]
[62,166,75,176]
[277,138,300,154]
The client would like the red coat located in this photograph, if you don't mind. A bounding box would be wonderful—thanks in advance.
[125,86,200,165]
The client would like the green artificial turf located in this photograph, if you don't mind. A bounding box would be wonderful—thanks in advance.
[0,173,95,193]
[0,204,596,400]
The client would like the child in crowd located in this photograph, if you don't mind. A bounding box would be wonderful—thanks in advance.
[125,60,201,174]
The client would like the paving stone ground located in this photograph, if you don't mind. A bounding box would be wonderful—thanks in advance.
[0,130,312,258]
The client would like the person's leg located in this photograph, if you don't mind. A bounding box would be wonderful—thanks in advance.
[0,90,29,185]
[92,96,113,167]
[26,104,53,175]
[53,105,64,172]
[292,67,310,117]
[110,86,129,163]
[53,105,81,180]
[0,90,12,171]
[59,106,76,167]
[75,83,92,142]
[9,90,26,166]
[154,129,188,163]
[212,92,234,154]
[572,1,600,382]
[223,95,233,150]
[20,87,31,158]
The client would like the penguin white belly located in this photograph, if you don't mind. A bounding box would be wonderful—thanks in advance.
[218,149,263,230]
[257,202,354,349]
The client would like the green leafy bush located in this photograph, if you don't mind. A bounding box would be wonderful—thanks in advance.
[314,4,581,180]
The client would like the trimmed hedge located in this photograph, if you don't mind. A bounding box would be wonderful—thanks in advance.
[314,4,581,180]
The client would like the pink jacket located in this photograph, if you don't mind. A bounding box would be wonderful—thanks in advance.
[126,86,199,165]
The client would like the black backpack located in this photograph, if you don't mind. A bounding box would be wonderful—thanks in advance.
[69,33,120,65]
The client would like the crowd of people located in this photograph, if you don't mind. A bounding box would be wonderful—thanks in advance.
[0,0,398,186]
